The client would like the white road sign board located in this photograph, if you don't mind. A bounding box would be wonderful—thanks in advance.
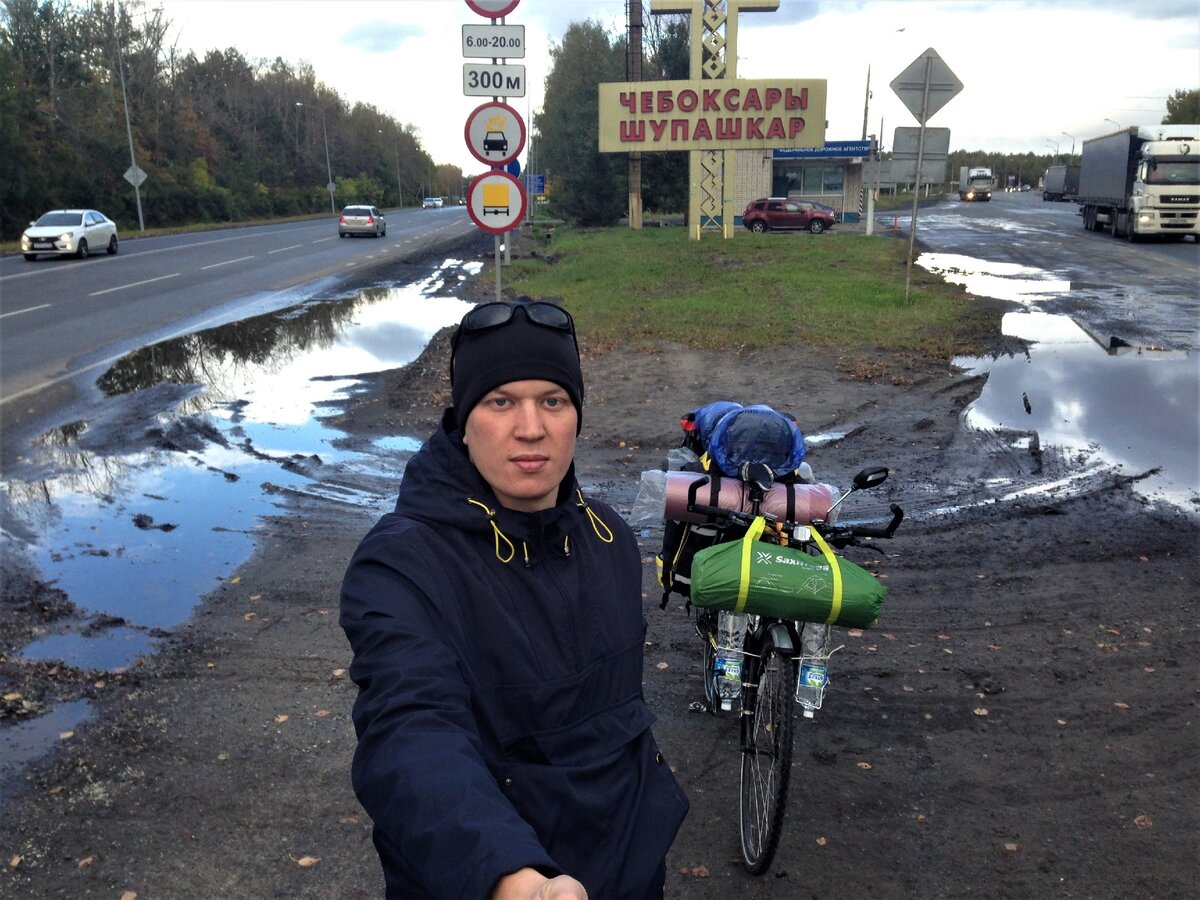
[462,24,525,58]
[889,48,962,124]
[124,164,147,187]
[463,63,525,97]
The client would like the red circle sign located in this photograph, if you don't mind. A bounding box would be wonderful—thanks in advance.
[464,101,526,167]
[466,171,528,234]
[465,0,520,18]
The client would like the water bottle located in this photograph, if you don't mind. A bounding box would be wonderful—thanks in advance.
[715,611,748,709]
[795,622,830,714]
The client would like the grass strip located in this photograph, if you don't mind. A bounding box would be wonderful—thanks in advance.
[505,226,999,360]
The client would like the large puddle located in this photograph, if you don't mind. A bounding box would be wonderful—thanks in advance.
[0,261,479,787]
[920,252,1198,512]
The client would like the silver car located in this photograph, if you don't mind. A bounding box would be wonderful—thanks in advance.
[22,209,119,260]
[338,205,386,238]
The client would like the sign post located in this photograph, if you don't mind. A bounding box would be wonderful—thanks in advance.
[890,48,962,302]
[463,0,525,299]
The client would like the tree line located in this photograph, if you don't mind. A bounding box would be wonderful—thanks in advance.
[0,0,460,239]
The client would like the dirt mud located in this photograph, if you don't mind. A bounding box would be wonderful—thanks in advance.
[1,238,1197,898]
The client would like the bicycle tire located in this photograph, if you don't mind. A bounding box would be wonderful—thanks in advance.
[739,643,797,874]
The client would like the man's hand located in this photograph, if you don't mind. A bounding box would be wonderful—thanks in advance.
[491,867,588,900]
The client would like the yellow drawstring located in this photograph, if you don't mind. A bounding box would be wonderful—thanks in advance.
[576,489,615,544]
[467,498,516,563]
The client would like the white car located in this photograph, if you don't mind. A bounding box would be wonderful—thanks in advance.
[22,209,119,260]
[422,197,444,209]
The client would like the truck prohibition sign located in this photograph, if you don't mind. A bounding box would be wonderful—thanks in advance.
[463,63,525,97]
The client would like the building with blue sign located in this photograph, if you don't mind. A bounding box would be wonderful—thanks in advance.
[734,140,873,225]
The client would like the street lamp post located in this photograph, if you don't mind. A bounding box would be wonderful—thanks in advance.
[1061,131,1075,157]
[1045,139,1059,162]
[297,101,336,215]
[1104,118,1122,131]
[379,129,403,207]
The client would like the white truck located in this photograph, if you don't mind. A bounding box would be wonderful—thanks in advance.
[958,166,994,202]
[1077,125,1200,242]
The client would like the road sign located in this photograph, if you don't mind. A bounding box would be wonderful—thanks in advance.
[888,126,950,182]
[465,0,520,18]
[466,170,527,234]
[463,62,525,97]
[462,24,525,58]
[464,101,525,166]
[889,48,962,124]
[526,173,545,194]
[124,164,147,187]
[505,159,521,177]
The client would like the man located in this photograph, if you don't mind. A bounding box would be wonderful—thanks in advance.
[340,298,688,899]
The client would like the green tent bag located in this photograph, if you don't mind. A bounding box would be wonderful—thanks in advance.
[689,516,886,629]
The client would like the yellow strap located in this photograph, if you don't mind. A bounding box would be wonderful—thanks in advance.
[809,526,843,624]
[735,517,767,613]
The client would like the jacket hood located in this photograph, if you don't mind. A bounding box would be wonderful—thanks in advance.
[395,409,595,553]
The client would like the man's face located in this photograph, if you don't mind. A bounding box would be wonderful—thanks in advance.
[463,379,578,512]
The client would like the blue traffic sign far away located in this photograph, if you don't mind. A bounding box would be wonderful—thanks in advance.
[505,159,521,177]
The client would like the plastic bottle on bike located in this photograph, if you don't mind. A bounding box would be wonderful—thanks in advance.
[715,611,748,709]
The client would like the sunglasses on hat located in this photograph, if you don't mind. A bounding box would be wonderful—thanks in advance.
[452,300,578,363]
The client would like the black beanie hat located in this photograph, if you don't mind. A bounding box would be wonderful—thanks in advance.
[450,299,584,432]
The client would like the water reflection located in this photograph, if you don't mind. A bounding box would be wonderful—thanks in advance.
[951,305,1197,510]
[918,252,1071,305]
[2,260,480,674]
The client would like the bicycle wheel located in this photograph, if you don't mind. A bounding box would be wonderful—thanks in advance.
[739,643,797,874]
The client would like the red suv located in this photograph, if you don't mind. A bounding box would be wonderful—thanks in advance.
[742,198,836,234]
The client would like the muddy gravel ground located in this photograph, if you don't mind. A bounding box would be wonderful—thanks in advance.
[1,240,1197,899]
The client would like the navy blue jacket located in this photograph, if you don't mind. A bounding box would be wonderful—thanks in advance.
[340,411,688,898]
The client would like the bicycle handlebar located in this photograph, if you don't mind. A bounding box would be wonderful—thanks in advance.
[685,500,904,548]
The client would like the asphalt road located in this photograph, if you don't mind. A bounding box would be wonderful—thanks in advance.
[909,190,1200,351]
[0,206,474,408]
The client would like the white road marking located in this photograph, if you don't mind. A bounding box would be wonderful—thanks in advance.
[89,273,180,296]
[0,303,51,320]
[201,255,255,270]
[268,244,304,254]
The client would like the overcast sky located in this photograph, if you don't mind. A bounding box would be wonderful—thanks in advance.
[162,0,1199,173]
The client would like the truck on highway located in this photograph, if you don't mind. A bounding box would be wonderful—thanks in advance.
[1077,125,1200,241]
[958,166,994,202]
[1042,165,1079,202]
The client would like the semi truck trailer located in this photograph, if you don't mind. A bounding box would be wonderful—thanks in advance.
[958,166,994,201]
[1077,126,1200,241]
[1042,165,1079,202]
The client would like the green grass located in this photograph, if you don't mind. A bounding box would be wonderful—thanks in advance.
[506,226,997,361]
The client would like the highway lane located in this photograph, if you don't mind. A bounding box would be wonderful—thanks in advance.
[0,206,474,406]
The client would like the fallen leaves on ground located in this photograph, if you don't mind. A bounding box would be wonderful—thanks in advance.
[816,836,828,846]
[1113,701,1131,710]
[1003,843,1019,853]
[656,662,669,670]
[77,856,94,869]
[293,855,320,868]
[1133,813,1153,829]
[857,762,873,770]
[274,714,289,724]
[973,708,988,717]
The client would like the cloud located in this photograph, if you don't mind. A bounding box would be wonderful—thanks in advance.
[339,21,423,53]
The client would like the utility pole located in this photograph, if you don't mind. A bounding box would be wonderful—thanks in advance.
[115,3,145,231]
